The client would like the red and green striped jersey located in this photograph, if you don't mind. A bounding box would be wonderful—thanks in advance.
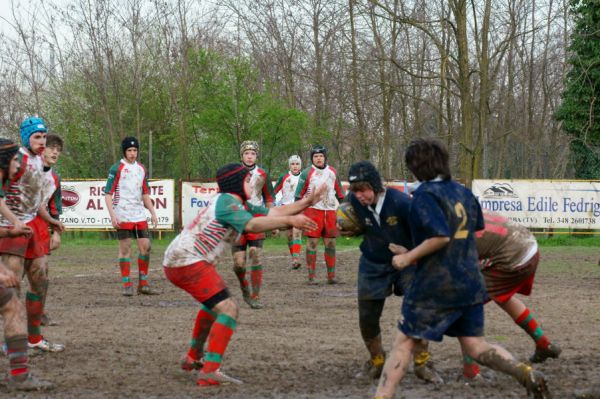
[163,193,268,267]
[46,169,62,220]
[104,159,150,222]
[295,165,345,210]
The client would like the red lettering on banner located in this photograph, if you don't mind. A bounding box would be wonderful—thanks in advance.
[193,186,219,194]
[86,198,105,210]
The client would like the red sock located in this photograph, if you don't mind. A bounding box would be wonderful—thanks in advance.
[233,267,249,295]
[249,265,262,299]
[5,335,29,379]
[25,291,44,344]
[119,257,131,287]
[188,305,216,360]
[324,247,336,280]
[463,355,480,378]
[138,254,149,287]
[515,308,550,349]
[201,313,237,372]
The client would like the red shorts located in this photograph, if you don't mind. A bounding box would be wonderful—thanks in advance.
[483,251,539,304]
[235,231,265,244]
[0,216,50,259]
[303,208,338,238]
[163,261,227,304]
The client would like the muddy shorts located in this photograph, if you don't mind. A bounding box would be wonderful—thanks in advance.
[164,261,230,308]
[0,216,49,259]
[483,251,539,303]
[357,255,411,300]
[117,221,150,240]
[399,303,484,342]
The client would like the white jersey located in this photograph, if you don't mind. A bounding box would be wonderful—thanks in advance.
[0,148,53,225]
[274,171,300,205]
[104,159,150,222]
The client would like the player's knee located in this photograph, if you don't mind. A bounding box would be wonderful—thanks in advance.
[0,284,15,307]
[215,297,238,318]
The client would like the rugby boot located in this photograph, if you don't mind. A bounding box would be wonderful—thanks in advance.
[529,343,561,363]
[4,374,54,392]
[355,353,385,379]
[414,362,444,384]
[197,368,244,386]
[291,260,302,270]
[180,354,203,371]
[123,285,134,296]
[28,338,65,353]
[247,296,264,309]
[307,278,318,286]
[327,278,339,285]
[519,365,551,399]
[138,285,160,295]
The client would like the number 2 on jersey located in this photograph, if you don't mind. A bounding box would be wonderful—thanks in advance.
[454,202,468,239]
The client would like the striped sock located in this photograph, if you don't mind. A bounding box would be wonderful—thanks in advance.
[138,254,150,287]
[249,265,262,299]
[290,239,302,259]
[463,355,481,378]
[5,335,29,381]
[233,267,249,296]
[119,258,132,287]
[188,304,217,360]
[26,291,44,344]
[515,308,550,349]
[324,247,336,280]
[306,249,317,279]
[202,313,237,372]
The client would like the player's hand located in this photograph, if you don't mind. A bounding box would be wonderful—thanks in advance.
[306,184,327,206]
[50,219,65,233]
[388,243,408,255]
[111,217,121,228]
[290,215,317,231]
[271,229,280,237]
[151,215,158,228]
[50,231,61,251]
[0,268,19,288]
[392,254,412,270]
[8,225,32,238]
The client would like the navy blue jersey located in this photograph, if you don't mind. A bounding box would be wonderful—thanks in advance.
[349,188,413,263]
[404,180,487,309]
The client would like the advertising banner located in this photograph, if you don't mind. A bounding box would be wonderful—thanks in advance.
[60,179,175,229]
[472,179,600,230]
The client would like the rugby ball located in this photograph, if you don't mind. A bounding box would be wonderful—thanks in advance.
[336,202,364,236]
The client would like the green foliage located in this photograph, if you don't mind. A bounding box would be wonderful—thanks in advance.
[556,0,600,178]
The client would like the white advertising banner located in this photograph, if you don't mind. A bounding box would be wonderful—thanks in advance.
[181,180,411,229]
[60,179,175,229]
[472,179,600,229]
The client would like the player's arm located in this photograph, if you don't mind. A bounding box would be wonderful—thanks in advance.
[334,171,345,202]
[261,170,275,208]
[37,205,64,233]
[391,236,449,270]
[245,214,316,233]
[268,184,326,217]
[0,197,25,230]
[104,164,121,228]
[294,168,309,201]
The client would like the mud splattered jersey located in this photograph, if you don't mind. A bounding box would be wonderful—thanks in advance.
[0,148,54,226]
[246,165,274,207]
[405,180,487,309]
[273,171,300,205]
[476,211,538,271]
[163,193,268,267]
[104,160,150,222]
[295,165,345,211]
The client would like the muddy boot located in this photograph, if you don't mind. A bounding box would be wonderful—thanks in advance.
[123,286,134,296]
[519,365,551,399]
[355,353,385,379]
[529,343,561,363]
[137,285,161,295]
[4,374,54,392]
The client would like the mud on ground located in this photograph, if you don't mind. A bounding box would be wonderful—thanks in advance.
[3,244,600,398]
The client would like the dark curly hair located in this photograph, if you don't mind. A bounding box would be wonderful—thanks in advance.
[0,138,19,175]
[405,138,451,181]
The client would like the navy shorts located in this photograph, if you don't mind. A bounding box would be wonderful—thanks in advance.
[399,303,484,342]
[357,256,413,300]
